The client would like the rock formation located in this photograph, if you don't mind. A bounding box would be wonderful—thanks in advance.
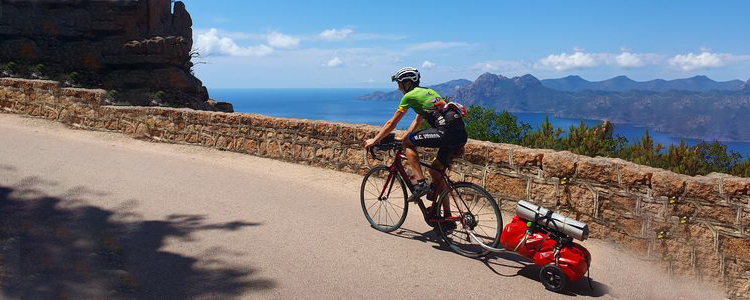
[0,0,226,111]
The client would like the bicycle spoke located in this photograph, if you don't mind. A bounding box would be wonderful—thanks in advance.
[475,200,488,214]
[386,200,404,210]
[474,212,498,216]
[434,182,502,258]
[475,219,498,223]
[366,199,380,212]
[361,166,408,233]
[367,180,378,191]
[373,201,383,224]
[367,179,382,196]
[477,225,492,240]
[385,200,403,213]
[383,201,394,226]
[469,193,480,212]
[366,189,381,198]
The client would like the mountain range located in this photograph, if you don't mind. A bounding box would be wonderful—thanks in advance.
[541,75,744,92]
[360,74,750,142]
[359,75,746,102]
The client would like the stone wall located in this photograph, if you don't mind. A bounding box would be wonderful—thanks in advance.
[0,0,210,109]
[1,77,749,299]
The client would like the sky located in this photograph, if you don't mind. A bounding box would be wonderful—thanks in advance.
[184,0,750,88]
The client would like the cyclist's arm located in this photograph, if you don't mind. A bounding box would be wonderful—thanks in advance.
[370,110,406,144]
[404,114,423,138]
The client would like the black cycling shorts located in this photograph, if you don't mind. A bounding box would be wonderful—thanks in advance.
[408,127,467,170]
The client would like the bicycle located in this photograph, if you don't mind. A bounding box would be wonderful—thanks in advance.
[360,133,503,258]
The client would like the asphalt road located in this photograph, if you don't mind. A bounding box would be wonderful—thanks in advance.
[0,113,724,299]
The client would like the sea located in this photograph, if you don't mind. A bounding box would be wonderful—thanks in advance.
[209,88,750,156]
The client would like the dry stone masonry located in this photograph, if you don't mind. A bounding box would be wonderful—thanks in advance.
[0,0,214,110]
[2,78,750,299]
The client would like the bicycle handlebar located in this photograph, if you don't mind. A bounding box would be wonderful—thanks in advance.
[368,141,402,161]
[367,133,401,161]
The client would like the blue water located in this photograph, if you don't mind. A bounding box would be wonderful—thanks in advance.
[209,88,750,156]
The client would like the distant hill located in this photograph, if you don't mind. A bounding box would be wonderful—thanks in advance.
[357,79,471,101]
[541,75,744,92]
[454,73,750,142]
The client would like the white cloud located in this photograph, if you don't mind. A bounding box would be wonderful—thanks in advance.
[195,28,265,41]
[536,50,662,71]
[266,31,299,49]
[319,28,354,41]
[325,57,343,67]
[667,51,750,72]
[421,60,436,69]
[194,28,273,57]
[405,41,471,52]
[615,52,645,68]
[538,52,599,72]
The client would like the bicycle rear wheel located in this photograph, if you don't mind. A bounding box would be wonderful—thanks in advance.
[437,182,502,258]
[360,166,408,232]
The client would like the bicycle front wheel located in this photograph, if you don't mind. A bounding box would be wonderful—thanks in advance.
[360,166,408,233]
[437,182,502,258]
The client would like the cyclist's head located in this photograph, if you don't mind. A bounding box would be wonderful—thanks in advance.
[391,67,420,93]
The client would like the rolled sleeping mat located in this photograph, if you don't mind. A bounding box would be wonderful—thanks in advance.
[515,200,589,241]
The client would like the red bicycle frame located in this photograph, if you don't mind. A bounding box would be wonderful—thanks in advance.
[374,146,466,226]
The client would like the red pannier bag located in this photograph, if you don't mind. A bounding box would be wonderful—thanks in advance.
[500,216,591,283]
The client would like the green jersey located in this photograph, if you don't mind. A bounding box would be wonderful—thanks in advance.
[396,87,446,129]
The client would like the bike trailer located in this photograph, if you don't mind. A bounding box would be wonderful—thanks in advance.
[499,201,592,292]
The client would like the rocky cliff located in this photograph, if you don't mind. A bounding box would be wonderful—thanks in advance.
[0,0,220,111]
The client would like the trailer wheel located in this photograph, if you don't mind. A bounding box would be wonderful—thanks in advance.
[540,264,567,292]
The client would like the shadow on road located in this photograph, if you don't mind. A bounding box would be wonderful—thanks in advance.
[516,264,610,297]
[0,176,275,299]
[386,227,453,253]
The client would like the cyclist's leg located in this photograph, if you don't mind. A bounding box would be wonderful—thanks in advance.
[401,137,426,182]
[433,147,453,214]
[404,128,443,182]
[434,130,468,213]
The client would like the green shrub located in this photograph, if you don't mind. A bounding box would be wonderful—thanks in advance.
[464,106,531,144]
[464,106,750,177]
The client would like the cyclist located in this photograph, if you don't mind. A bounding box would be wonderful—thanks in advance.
[364,67,468,229]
